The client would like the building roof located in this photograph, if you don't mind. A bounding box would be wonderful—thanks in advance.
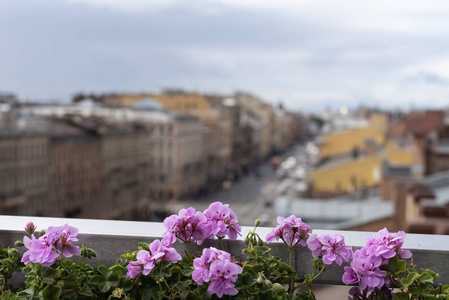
[382,159,412,177]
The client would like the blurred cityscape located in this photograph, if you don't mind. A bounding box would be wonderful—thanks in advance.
[1,90,449,235]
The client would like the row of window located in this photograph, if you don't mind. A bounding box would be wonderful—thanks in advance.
[0,167,48,193]
[0,141,47,162]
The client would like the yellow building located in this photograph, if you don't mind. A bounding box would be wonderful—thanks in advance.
[319,114,388,158]
[310,154,382,195]
[385,140,417,165]
[310,140,416,196]
[310,114,418,196]
[120,93,212,112]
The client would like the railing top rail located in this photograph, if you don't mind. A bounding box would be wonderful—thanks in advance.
[1,215,447,250]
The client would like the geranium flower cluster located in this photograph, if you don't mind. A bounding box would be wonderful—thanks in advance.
[342,228,412,292]
[203,202,241,240]
[163,202,241,245]
[307,234,353,265]
[266,215,312,248]
[192,247,242,298]
[127,235,181,278]
[22,223,81,267]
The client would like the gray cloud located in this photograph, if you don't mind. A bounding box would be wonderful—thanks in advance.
[2,0,449,111]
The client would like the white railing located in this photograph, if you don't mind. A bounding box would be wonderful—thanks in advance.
[1,215,448,285]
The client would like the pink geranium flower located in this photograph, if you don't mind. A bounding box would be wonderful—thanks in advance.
[21,223,81,267]
[126,236,181,278]
[192,247,242,298]
[163,207,211,245]
[342,228,413,293]
[266,215,312,249]
[203,202,242,240]
[307,234,352,265]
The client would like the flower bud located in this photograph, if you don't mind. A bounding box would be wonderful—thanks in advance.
[39,229,46,237]
[15,240,24,247]
[265,280,273,289]
[255,219,261,227]
[251,236,258,245]
[244,237,249,246]
[24,222,36,234]
[272,283,285,294]
[258,238,264,246]
[257,275,264,284]
[112,288,124,298]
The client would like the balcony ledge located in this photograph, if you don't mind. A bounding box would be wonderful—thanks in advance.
[1,215,448,285]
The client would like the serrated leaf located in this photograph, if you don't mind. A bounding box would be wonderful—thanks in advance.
[420,272,435,284]
[98,265,111,278]
[79,284,94,297]
[420,268,438,278]
[401,272,421,287]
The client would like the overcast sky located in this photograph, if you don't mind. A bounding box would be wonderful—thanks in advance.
[2,0,449,112]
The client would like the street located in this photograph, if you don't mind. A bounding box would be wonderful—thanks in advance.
[170,162,282,227]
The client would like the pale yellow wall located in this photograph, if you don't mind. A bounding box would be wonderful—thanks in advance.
[312,142,416,193]
[119,93,212,111]
[369,114,388,135]
[310,155,382,192]
[121,94,147,106]
[320,127,385,158]
[150,94,211,111]
[385,140,415,165]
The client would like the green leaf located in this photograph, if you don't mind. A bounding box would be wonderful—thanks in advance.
[400,272,421,287]
[409,284,434,295]
[98,265,111,278]
[42,284,61,300]
[37,267,59,284]
[90,275,105,285]
[235,272,256,288]
[420,272,435,284]
[382,256,406,275]
[79,283,94,297]
[420,268,438,278]
[271,283,285,295]
[142,286,161,299]
[392,292,410,300]
[185,292,203,300]
[242,264,253,273]
[120,276,134,291]
[174,280,191,297]
[100,282,113,293]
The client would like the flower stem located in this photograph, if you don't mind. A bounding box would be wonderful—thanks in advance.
[219,237,225,250]
[289,248,293,267]
[311,264,325,281]
[185,242,191,258]
[289,248,294,294]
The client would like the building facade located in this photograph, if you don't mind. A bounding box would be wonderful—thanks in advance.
[0,117,50,216]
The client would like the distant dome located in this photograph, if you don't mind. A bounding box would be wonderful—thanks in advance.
[76,98,101,108]
[132,98,165,111]
[222,98,236,107]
